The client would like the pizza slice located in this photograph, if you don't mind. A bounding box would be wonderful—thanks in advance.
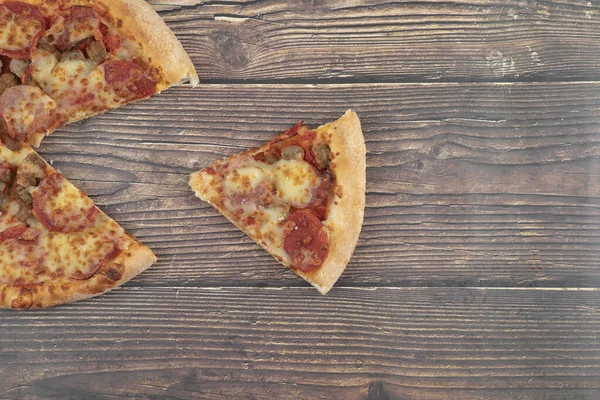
[189,110,366,294]
[0,139,156,309]
[0,0,198,146]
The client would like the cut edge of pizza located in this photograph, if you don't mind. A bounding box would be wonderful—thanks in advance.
[0,140,157,309]
[0,0,198,147]
[189,110,366,294]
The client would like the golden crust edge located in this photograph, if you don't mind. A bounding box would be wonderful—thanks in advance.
[295,110,366,294]
[0,243,156,310]
[41,242,157,308]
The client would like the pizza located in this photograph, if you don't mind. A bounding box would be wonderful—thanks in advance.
[189,110,366,294]
[0,0,198,146]
[0,0,197,308]
[0,142,156,309]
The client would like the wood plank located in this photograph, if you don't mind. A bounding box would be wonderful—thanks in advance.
[148,0,600,82]
[0,287,599,399]
[36,82,600,288]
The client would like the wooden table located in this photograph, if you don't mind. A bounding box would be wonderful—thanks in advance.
[2,1,600,398]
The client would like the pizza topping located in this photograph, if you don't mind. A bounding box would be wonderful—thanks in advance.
[13,152,47,201]
[257,127,332,173]
[229,182,275,209]
[271,121,304,145]
[281,145,304,161]
[99,23,121,54]
[307,169,332,208]
[282,211,329,273]
[0,225,44,279]
[101,60,156,102]
[60,49,86,62]
[45,6,100,52]
[8,58,28,80]
[0,124,21,151]
[311,144,331,170]
[272,159,321,208]
[0,72,17,95]
[32,173,97,233]
[0,224,26,242]
[11,152,47,222]
[0,161,12,196]
[64,238,119,280]
[0,2,46,59]
[0,85,56,142]
[85,39,108,64]
[36,35,57,54]
[295,170,333,221]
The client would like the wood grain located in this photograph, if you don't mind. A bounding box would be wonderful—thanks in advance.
[35,82,600,288]
[147,0,600,82]
[1,287,599,399]
[1,1,599,397]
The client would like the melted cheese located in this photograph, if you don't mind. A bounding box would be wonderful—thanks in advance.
[0,143,29,166]
[114,37,144,61]
[43,222,124,277]
[0,234,46,284]
[255,206,288,263]
[220,159,320,209]
[29,49,132,124]
[41,177,94,218]
[272,159,319,208]
[0,5,43,52]
[192,157,323,263]
[224,166,271,194]
[0,85,56,135]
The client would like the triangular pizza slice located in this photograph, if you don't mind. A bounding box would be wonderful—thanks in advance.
[1,139,156,309]
[0,0,198,146]
[189,110,366,294]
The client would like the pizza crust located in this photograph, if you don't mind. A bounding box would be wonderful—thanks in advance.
[0,241,156,309]
[296,110,366,294]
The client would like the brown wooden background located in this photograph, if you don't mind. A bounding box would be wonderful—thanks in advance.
[2,0,600,398]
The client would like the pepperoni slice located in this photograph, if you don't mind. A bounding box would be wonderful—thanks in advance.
[309,170,332,208]
[102,60,156,102]
[299,170,333,221]
[282,211,329,273]
[46,6,100,52]
[0,2,46,59]
[99,23,121,53]
[32,173,97,233]
[0,56,10,74]
[0,224,27,242]
[0,85,57,142]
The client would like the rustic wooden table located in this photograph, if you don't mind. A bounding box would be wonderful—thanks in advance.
[2,0,600,398]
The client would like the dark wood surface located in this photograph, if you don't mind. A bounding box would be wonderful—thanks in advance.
[2,1,600,399]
